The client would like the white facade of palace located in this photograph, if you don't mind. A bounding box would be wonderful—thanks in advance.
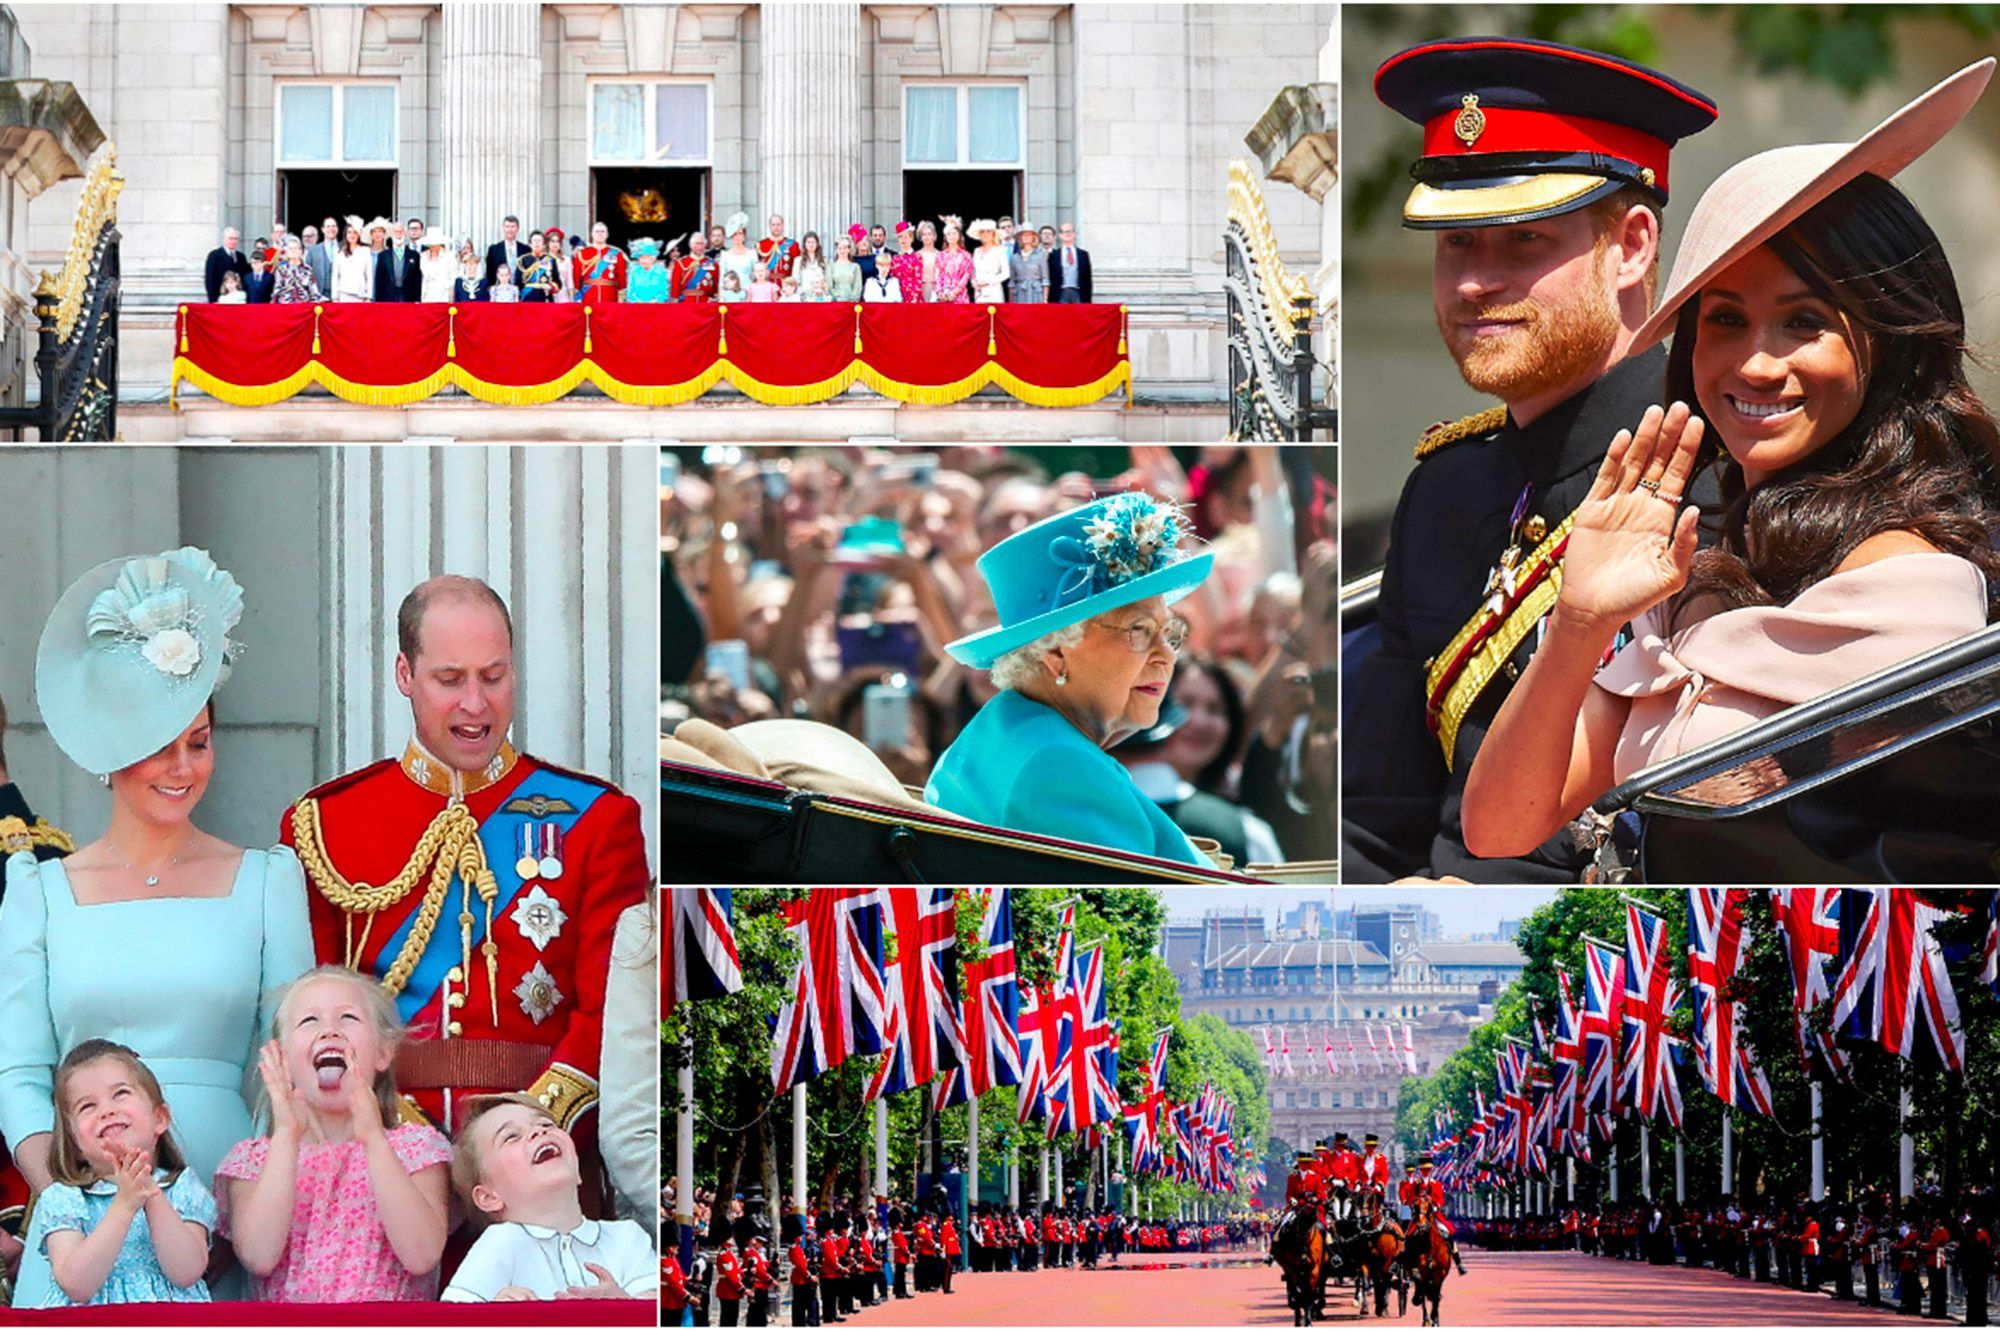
[0,444,660,871]
[10,2,1334,442]
[1171,906,1524,1162]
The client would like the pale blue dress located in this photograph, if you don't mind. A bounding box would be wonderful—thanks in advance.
[0,847,315,1307]
[26,1168,217,1306]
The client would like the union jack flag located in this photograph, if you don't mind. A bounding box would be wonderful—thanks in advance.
[884,887,967,1086]
[1770,888,1851,1081]
[770,889,890,1092]
[1832,889,1964,1072]
[867,959,916,1101]
[935,887,1024,1111]
[1552,967,1585,1151]
[666,888,741,1017]
[1619,902,1681,1124]
[1122,1028,1172,1173]
[1049,943,1115,1136]
[1580,938,1624,1116]
[1015,982,1059,1124]
[1324,1026,1339,1077]
[1687,887,1774,1116]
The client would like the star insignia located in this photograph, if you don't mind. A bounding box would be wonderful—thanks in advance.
[514,962,564,1025]
[511,885,568,951]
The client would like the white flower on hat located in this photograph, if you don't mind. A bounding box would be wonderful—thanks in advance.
[142,627,202,677]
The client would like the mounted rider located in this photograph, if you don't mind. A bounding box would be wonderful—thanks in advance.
[1358,1133,1394,1213]
[1324,1132,1363,1223]
[1398,1154,1468,1275]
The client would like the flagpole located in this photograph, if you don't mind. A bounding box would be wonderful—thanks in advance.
[1721,1109,1733,1199]
[678,1037,697,1270]
[874,1096,890,1197]
[1055,1143,1066,1204]
[968,1094,981,1213]
[1639,1121,1651,1200]
[1609,1125,1620,1203]
[1039,1144,1049,1206]
[1009,1143,1019,1209]
[1898,1081,1914,1199]
[1811,1082,1826,1202]
[1673,1136,1684,1202]
[793,1082,809,1214]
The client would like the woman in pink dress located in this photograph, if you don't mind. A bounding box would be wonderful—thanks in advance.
[886,221,924,304]
[1460,62,2000,862]
[934,217,974,304]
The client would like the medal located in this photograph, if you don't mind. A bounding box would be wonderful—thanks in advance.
[537,822,564,881]
[515,823,540,880]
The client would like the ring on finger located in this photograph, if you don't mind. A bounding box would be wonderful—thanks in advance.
[1637,477,1662,493]
[1654,489,1683,506]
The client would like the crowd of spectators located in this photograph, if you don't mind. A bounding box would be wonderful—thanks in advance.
[660,445,1336,865]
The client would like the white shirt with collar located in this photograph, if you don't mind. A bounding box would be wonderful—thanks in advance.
[442,1216,660,1302]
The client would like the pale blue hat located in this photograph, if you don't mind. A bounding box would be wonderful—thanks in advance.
[944,492,1212,670]
[35,548,245,775]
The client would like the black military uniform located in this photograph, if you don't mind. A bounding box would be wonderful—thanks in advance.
[1342,37,1719,882]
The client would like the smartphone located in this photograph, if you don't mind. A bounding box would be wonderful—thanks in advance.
[877,452,939,487]
[838,617,923,676]
[861,681,914,752]
[759,459,790,500]
[708,638,751,691]
[659,451,681,489]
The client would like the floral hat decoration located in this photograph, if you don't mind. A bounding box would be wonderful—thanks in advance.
[35,547,245,776]
[944,492,1213,670]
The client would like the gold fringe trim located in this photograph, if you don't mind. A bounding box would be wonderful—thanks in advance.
[1415,404,1507,460]
[171,354,1133,410]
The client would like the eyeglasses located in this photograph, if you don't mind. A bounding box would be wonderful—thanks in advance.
[1093,615,1190,656]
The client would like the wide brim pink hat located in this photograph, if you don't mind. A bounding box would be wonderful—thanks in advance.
[1632,58,1994,354]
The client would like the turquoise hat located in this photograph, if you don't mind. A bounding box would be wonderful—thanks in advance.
[944,492,1212,669]
[633,237,660,258]
[35,547,244,776]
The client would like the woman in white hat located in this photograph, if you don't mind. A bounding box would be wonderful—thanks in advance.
[330,216,372,303]
[719,213,757,301]
[1462,61,2000,862]
[970,218,1008,305]
[0,550,313,1305]
[418,229,455,303]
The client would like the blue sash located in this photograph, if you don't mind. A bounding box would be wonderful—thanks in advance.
[585,248,620,286]
[370,766,609,1022]
[763,238,798,277]
[672,255,717,303]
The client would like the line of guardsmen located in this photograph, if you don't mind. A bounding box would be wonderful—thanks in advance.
[1460,1192,1994,1324]
[658,1196,1268,1326]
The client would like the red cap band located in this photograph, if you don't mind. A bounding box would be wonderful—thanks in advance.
[1422,106,1671,192]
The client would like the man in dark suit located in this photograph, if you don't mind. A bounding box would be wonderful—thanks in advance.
[1052,222,1092,303]
[244,240,275,303]
[486,215,527,287]
[203,226,250,302]
[374,217,422,301]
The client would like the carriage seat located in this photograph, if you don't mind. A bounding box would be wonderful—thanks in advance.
[665,717,952,819]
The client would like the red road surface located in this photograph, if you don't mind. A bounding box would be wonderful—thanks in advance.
[831,1249,1918,1325]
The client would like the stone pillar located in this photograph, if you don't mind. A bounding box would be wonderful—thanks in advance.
[440,3,541,249]
[758,3,860,243]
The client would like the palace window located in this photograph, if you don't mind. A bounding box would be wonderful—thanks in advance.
[590,80,713,165]
[276,82,397,167]
[902,82,1024,169]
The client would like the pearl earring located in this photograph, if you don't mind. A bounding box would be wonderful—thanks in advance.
[98,773,110,788]
[1056,671,1068,687]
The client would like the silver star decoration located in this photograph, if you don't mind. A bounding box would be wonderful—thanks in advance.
[511,885,568,952]
[514,962,564,1025]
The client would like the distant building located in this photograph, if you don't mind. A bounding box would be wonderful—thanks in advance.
[1170,912,1525,1166]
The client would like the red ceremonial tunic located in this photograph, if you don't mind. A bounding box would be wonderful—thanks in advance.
[942,1219,960,1257]
[662,1253,689,1309]
[1360,1151,1392,1190]
[1329,1148,1363,1188]
[892,1230,911,1264]
[789,1240,815,1286]
[915,1220,938,1257]
[757,236,799,283]
[671,253,718,302]
[573,245,629,304]
[716,1249,746,1300]
[280,741,649,1141]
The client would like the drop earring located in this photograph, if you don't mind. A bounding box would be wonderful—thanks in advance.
[97,773,110,788]
[1055,671,1069,687]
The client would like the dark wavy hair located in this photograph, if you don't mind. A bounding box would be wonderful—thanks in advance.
[1663,172,2000,624]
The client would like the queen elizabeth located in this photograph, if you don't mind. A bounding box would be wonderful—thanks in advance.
[925,492,1214,865]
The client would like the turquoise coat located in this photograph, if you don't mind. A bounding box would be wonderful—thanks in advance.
[925,690,1205,866]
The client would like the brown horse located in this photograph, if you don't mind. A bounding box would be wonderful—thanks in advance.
[1272,1204,1328,1327]
[1402,1196,1452,1326]
[1353,1189,1405,1318]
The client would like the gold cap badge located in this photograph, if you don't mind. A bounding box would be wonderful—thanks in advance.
[1454,93,1487,148]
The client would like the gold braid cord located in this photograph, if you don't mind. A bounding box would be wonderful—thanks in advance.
[1414,405,1507,461]
[290,800,499,1007]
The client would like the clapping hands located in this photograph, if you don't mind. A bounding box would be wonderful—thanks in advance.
[1557,402,1706,636]
[257,1040,311,1143]
[109,1146,160,1215]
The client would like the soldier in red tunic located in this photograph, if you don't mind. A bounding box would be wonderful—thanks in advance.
[279,576,649,1185]
[672,230,720,303]
[716,1237,747,1326]
[1398,1155,1466,1274]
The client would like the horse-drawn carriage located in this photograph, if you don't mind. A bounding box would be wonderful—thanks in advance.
[1342,573,2000,882]
[1272,1185,1455,1327]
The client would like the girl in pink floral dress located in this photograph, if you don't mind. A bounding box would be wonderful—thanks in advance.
[214,966,452,1303]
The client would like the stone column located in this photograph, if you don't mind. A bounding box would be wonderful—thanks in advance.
[758,3,860,243]
[439,3,541,249]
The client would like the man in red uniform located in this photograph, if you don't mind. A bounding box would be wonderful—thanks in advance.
[280,576,650,1172]
[891,1217,913,1298]
[716,1238,747,1326]
[672,229,719,303]
[788,1223,819,1327]
[747,1236,774,1326]
[941,1213,960,1293]
[758,213,800,285]
[1398,1155,1466,1274]
[664,1250,691,1324]
[1358,1132,1393,1195]
[914,1212,938,1291]
[573,219,628,304]
[1285,1150,1324,1214]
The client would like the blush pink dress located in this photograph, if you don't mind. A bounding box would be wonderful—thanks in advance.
[214,1122,453,1302]
[1592,551,1988,783]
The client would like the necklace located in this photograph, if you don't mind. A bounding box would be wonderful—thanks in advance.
[105,840,190,888]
